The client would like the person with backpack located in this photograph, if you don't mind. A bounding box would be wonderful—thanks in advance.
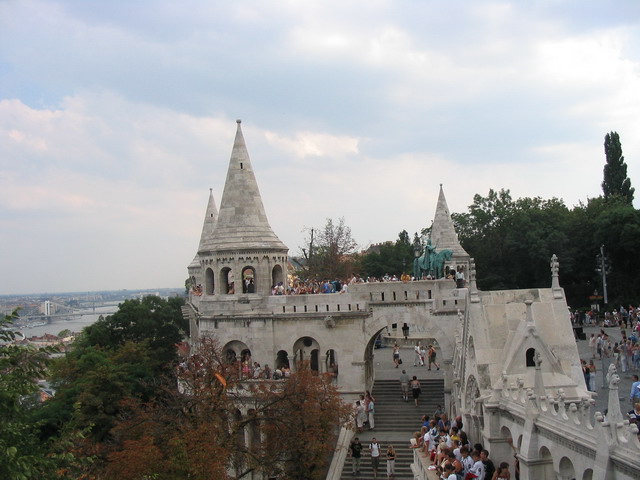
[369,438,381,478]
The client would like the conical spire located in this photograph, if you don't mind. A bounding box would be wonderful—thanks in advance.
[190,189,219,268]
[197,188,218,251]
[431,184,468,257]
[203,120,287,252]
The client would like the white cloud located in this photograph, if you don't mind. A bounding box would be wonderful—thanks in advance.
[265,130,359,159]
[1,0,640,293]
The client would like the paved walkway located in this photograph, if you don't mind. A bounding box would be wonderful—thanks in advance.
[372,343,445,382]
[574,325,638,416]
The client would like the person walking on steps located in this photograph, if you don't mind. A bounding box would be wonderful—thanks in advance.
[386,444,396,479]
[349,437,363,475]
[369,438,381,478]
[411,376,421,407]
[399,369,410,402]
[428,344,440,370]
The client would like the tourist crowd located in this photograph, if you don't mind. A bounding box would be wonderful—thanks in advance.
[408,408,516,480]
[348,395,517,479]
[572,305,640,328]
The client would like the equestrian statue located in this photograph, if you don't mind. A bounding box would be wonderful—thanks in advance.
[412,238,453,279]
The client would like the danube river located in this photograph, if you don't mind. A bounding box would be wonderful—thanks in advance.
[21,304,119,337]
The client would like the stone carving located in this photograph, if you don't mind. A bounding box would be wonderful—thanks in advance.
[550,253,563,298]
[550,254,559,276]
[535,351,543,368]
[324,316,336,328]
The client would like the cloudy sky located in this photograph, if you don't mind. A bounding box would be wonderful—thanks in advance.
[1,1,639,295]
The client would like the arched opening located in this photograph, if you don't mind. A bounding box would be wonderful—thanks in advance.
[242,266,256,293]
[526,348,536,367]
[205,268,214,295]
[275,350,290,370]
[326,349,338,380]
[582,468,593,480]
[241,348,252,363]
[310,349,319,372]
[222,341,250,378]
[559,457,575,480]
[293,336,320,372]
[226,350,238,364]
[463,375,483,441]
[465,375,481,412]
[363,328,387,391]
[495,426,516,475]
[272,264,284,289]
[221,267,235,294]
[538,446,555,478]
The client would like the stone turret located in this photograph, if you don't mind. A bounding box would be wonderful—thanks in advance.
[431,184,468,257]
[189,120,288,297]
[431,184,469,275]
[187,188,218,283]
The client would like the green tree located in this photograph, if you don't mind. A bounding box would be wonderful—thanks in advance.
[57,329,72,338]
[360,230,416,278]
[452,189,516,289]
[592,199,640,305]
[80,295,187,365]
[0,311,57,479]
[602,131,634,204]
[452,189,577,292]
[35,296,186,449]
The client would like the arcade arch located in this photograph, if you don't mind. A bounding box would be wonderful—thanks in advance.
[205,268,214,295]
[538,446,555,478]
[223,340,251,365]
[221,267,235,294]
[325,349,338,379]
[558,456,575,480]
[275,350,290,370]
[293,336,320,372]
[465,375,481,413]
[241,266,256,293]
[272,264,284,287]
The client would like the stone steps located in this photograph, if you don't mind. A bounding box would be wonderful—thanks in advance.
[340,378,444,479]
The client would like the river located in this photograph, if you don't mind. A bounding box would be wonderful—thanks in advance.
[20,304,120,337]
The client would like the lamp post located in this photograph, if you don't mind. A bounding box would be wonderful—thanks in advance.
[599,244,609,306]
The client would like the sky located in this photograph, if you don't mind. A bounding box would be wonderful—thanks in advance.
[1,0,640,295]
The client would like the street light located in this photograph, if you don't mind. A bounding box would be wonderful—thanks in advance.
[597,244,609,306]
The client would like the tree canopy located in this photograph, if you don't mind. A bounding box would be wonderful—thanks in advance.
[35,296,187,449]
[301,217,358,279]
[359,230,417,278]
[602,131,634,204]
[0,311,64,480]
[101,337,351,480]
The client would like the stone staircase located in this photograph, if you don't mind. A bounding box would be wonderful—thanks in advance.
[340,378,444,479]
